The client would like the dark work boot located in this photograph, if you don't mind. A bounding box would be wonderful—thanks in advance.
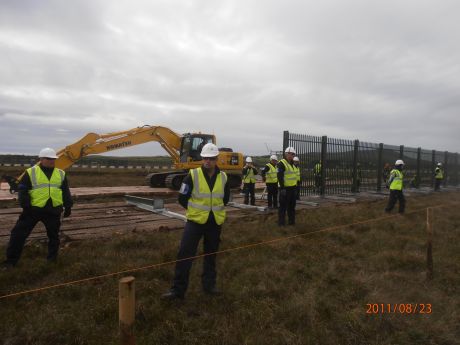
[161,290,184,301]
[203,287,222,296]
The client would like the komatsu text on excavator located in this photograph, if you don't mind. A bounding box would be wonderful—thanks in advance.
[6,125,244,191]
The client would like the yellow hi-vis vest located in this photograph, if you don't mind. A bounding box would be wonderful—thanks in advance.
[186,168,227,225]
[294,165,300,182]
[243,168,256,183]
[280,159,297,187]
[265,163,278,184]
[389,169,403,190]
[27,165,65,208]
[314,163,322,175]
[435,167,444,180]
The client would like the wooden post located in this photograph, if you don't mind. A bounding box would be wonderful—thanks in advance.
[426,208,433,280]
[119,276,135,345]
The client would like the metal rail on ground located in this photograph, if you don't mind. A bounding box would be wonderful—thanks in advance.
[125,195,187,222]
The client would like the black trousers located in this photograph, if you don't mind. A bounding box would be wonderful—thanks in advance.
[314,175,321,193]
[6,210,61,265]
[172,219,221,296]
[385,190,406,213]
[278,187,297,225]
[266,183,278,208]
[434,179,442,191]
[243,183,255,205]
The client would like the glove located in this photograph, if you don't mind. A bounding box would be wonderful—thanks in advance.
[63,208,72,218]
[279,189,286,197]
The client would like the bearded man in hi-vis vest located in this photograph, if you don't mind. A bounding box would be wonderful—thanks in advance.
[162,143,230,300]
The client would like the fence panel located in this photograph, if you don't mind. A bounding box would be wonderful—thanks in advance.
[284,131,458,195]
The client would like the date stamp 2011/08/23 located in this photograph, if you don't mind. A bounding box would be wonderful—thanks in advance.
[366,303,432,314]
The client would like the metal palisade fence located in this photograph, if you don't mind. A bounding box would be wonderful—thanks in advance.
[283,131,459,196]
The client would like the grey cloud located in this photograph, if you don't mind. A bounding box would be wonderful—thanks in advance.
[0,0,459,157]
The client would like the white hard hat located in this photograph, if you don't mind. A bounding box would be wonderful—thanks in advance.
[284,147,296,154]
[437,162,442,166]
[200,143,219,157]
[270,155,278,161]
[246,157,253,163]
[38,147,58,159]
[293,156,299,162]
[395,159,405,165]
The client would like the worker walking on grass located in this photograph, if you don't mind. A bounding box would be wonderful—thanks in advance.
[261,155,279,209]
[278,147,298,226]
[2,148,73,269]
[434,163,444,191]
[242,157,258,206]
[385,159,405,214]
[293,156,301,200]
[162,143,230,300]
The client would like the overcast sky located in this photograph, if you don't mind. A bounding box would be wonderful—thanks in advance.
[0,0,459,157]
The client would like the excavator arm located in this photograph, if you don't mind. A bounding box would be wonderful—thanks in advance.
[3,126,183,192]
[55,125,182,169]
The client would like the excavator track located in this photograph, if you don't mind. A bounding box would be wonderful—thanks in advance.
[164,173,187,190]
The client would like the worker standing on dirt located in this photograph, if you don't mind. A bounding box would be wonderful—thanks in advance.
[2,148,73,269]
[385,159,405,214]
[293,156,301,200]
[162,143,230,300]
[242,157,258,206]
[434,162,444,191]
[260,155,278,209]
[277,147,298,226]
[314,160,322,194]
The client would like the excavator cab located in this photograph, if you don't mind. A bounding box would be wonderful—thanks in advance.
[179,134,215,163]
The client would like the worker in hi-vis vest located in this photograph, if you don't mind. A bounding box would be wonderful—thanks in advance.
[162,143,230,300]
[277,147,298,226]
[2,148,73,269]
[314,160,322,194]
[242,156,258,205]
[293,156,301,200]
[384,159,405,214]
[261,155,279,209]
[434,162,444,191]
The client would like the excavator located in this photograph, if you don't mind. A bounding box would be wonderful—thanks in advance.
[3,125,244,192]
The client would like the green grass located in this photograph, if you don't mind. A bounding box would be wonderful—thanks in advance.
[0,192,459,344]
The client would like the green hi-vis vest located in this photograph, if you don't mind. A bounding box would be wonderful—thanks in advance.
[280,159,297,187]
[294,165,300,182]
[314,163,322,175]
[243,168,256,183]
[389,169,403,191]
[27,165,65,208]
[186,168,227,225]
[265,163,278,184]
[435,167,444,180]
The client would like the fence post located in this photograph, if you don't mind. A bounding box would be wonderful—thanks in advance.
[377,143,383,192]
[283,131,289,152]
[431,150,436,188]
[426,208,433,280]
[320,136,327,196]
[416,148,421,189]
[119,276,135,345]
[351,140,359,193]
